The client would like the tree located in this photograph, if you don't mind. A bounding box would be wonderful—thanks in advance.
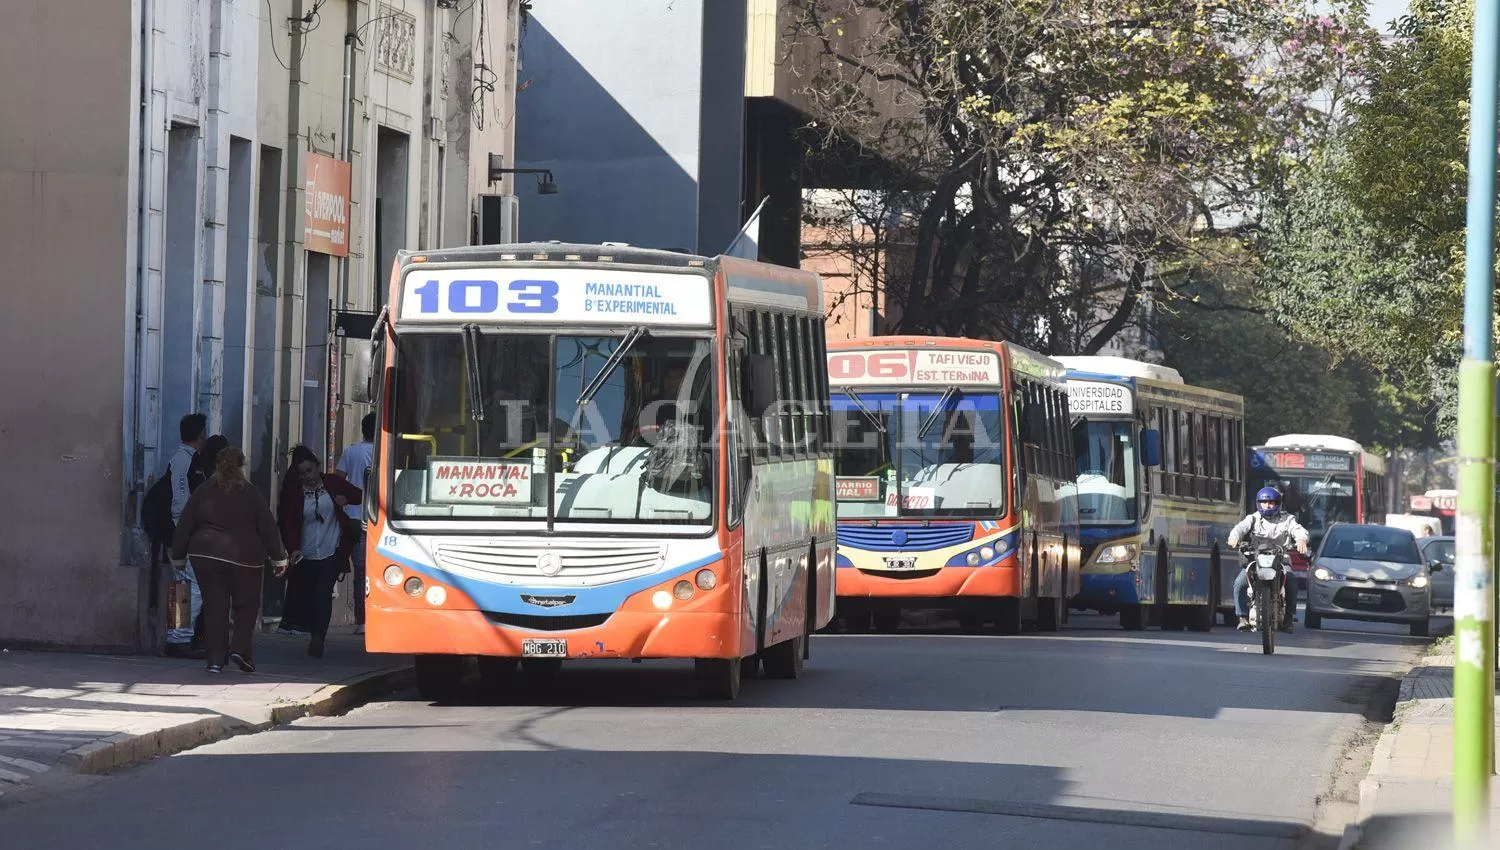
[788,0,1375,352]
[1260,0,1468,425]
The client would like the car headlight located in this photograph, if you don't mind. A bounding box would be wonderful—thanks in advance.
[1410,574,1430,589]
[1313,566,1332,581]
[1096,544,1137,564]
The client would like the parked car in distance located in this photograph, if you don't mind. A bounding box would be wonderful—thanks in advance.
[1305,523,1433,637]
[1418,535,1455,611]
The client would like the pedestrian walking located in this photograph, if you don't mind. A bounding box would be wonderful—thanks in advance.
[170,447,289,674]
[334,413,376,635]
[278,445,362,657]
[166,413,208,659]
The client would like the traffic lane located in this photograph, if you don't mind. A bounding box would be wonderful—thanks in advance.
[0,619,1423,849]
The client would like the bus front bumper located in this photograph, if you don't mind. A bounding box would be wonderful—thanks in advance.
[835,562,1021,599]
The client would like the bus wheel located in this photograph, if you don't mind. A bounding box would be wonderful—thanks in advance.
[415,654,467,703]
[958,606,986,634]
[1161,607,1186,631]
[740,654,761,679]
[476,657,518,699]
[695,657,742,700]
[1036,596,1062,632]
[872,607,902,634]
[994,598,1022,636]
[1120,605,1145,631]
[762,636,805,679]
[1187,602,1214,632]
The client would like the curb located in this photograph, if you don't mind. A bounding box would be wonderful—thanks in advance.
[59,664,414,776]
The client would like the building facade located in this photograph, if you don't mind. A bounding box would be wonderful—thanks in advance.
[0,0,521,650]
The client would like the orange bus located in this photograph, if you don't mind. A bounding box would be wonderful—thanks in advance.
[358,243,835,700]
[826,336,1080,633]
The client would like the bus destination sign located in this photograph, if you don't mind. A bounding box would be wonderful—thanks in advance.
[1067,380,1134,416]
[1257,451,1352,472]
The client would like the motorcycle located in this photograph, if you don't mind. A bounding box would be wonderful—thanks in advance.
[1241,539,1291,655]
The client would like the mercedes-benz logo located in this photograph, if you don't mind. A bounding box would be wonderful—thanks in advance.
[536,552,563,576]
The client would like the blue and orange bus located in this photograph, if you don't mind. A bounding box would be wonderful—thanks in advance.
[827,337,1080,634]
[1060,356,1246,630]
[359,243,835,700]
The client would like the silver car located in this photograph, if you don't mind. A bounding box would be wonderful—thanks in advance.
[1418,536,1455,610]
[1305,523,1433,637]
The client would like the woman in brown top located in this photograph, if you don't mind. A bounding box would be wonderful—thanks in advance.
[171,447,290,673]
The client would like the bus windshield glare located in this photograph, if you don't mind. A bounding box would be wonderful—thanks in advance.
[1249,471,1356,539]
[831,390,1006,519]
[388,331,716,525]
[1072,419,1137,524]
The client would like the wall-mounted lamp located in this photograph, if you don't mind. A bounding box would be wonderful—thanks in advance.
[487,153,558,195]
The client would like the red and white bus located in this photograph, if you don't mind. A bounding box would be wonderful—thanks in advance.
[826,336,1080,634]
[1409,489,1456,536]
[359,243,835,701]
[1247,434,1388,581]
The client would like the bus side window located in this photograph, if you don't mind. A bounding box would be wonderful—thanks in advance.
[812,322,831,450]
[746,310,769,463]
[785,314,807,455]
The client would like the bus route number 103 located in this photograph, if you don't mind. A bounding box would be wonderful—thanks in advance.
[411,278,559,315]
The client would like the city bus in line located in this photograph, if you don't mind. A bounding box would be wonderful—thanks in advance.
[358,243,836,701]
[827,336,1080,634]
[1409,489,1456,536]
[1059,357,1246,630]
[1247,434,1388,584]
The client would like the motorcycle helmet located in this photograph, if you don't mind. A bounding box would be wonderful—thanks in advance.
[1255,486,1283,518]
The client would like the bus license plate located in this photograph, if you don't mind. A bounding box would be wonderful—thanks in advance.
[883,557,918,570]
[522,638,567,658]
[1356,592,1382,605]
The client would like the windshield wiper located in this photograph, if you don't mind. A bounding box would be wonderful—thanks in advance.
[462,324,485,423]
[577,326,648,408]
[844,388,886,434]
[917,386,963,439]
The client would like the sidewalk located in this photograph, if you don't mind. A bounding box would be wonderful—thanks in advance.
[0,629,412,803]
[1346,637,1500,848]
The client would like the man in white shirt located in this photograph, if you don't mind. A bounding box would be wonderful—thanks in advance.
[166,413,207,658]
[335,413,375,634]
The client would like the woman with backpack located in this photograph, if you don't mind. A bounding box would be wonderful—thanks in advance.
[170,446,288,673]
[278,446,362,658]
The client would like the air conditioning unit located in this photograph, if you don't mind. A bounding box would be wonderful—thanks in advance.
[475,193,518,245]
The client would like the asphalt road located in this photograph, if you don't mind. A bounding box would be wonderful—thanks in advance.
[0,613,1429,850]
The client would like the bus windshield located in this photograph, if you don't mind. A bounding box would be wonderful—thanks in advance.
[1071,419,1137,524]
[388,331,716,525]
[1248,471,1357,541]
[831,390,1007,520]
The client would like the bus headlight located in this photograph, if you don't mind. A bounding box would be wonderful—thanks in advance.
[980,546,996,560]
[383,565,403,586]
[673,580,695,600]
[1096,544,1137,564]
[651,590,673,610]
[404,576,424,597]
[425,585,447,606]
[966,552,981,566]
[695,569,717,591]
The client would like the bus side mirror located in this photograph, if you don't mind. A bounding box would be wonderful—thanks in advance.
[350,340,376,405]
[741,354,777,418]
[1141,428,1163,467]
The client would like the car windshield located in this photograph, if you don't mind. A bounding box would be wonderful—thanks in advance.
[1421,538,1455,565]
[830,390,1007,519]
[1321,526,1422,564]
[388,331,715,526]
[1071,418,1136,524]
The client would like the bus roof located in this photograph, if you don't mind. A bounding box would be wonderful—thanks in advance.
[1261,434,1366,454]
[825,336,1064,388]
[1056,355,1184,384]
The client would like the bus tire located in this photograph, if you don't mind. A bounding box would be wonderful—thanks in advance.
[762,636,805,679]
[415,654,466,703]
[994,598,1022,635]
[1162,607,1186,631]
[872,607,902,634]
[1037,596,1062,632]
[695,657,742,700]
[958,605,986,634]
[1121,604,1145,631]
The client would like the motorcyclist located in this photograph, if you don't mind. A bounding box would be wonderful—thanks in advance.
[1226,486,1309,633]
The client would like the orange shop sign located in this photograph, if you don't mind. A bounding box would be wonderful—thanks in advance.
[304,152,350,257]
